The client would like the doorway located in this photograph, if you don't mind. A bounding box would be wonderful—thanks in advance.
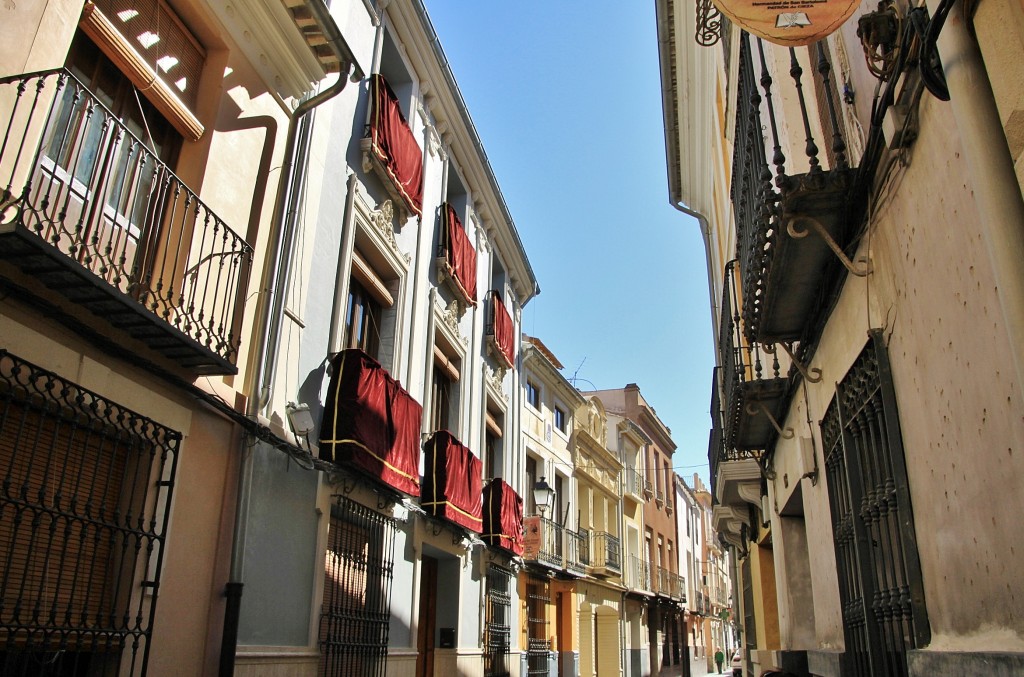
[416,556,439,677]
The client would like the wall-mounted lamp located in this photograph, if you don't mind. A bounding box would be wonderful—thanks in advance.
[533,476,554,517]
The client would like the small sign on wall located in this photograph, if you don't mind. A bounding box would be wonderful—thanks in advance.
[522,515,541,560]
[713,0,860,46]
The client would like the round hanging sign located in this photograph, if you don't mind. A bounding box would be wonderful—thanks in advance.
[712,0,860,46]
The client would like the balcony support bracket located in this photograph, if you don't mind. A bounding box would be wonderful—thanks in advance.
[787,215,872,277]
[773,341,823,383]
[744,401,794,441]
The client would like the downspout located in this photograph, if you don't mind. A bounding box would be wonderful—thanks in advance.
[673,201,720,362]
[222,4,363,675]
[928,0,1024,401]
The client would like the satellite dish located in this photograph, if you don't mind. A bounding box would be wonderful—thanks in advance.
[712,0,860,46]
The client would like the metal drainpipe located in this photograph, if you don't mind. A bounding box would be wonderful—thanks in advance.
[222,4,362,675]
[929,0,1024,400]
[672,201,720,362]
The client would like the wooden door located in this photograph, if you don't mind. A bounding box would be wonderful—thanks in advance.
[416,556,438,677]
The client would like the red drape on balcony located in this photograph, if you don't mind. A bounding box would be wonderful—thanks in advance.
[369,73,423,217]
[442,203,478,305]
[319,349,422,496]
[491,295,514,368]
[482,479,523,555]
[422,430,483,533]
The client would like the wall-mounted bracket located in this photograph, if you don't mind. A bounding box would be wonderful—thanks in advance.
[787,216,872,277]
[745,401,794,440]
[778,341,823,383]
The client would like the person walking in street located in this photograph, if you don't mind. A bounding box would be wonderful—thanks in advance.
[715,648,725,674]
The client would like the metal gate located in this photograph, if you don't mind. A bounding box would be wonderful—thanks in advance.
[525,577,549,676]
[821,330,929,677]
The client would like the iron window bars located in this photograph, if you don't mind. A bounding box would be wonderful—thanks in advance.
[483,564,512,677]
[525,577,550,676]
[318,495,397,677]
[0,349,180,676]
[821,330,929,677]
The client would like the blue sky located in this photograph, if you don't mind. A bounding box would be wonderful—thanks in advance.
[423,1,715,485]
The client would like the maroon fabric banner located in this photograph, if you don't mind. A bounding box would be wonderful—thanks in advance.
[319,349,423,496]
[369,74,423,216]
[443,204,478,305]
[422,430,483,533]
[482,479,523,555]
[491,295,515,368]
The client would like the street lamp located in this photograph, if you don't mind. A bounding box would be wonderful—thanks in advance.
[533,476,554,517]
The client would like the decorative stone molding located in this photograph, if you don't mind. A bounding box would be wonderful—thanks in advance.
[475,220,491,253]
[367,198,399,252]
[484,364,508,402]
[737,482,763,508]
[439,298,468,347]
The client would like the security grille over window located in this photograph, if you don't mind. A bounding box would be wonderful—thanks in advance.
[526,577,550,676]
[319,495,397,677]
[0,349,180,677]
[820,330,929,677]
[484,564,512,677]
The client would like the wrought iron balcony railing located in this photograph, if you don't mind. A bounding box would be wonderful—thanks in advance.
[733,32,861,347]
[530,515,564,570]
[719,260,788,453]
[565,528,586,576]
[0,69,252,374]
[624,466,646,501]
[589,531,621,575]
[627,555,652,594]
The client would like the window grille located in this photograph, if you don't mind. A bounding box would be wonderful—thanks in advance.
[484,564,512,677]
[0,349,180,677]
[525,577,549,676]
[318,495,396,677]
[820,330,929,677]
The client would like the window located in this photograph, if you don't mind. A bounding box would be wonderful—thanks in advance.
[525,456,537,516]
[344,278,382,356]
[820,331,929,677]
[0,351,179,677]
[431,335,460,434]
[431,364,452,432]
[320,495,397,677]
[525,380,540,409]
[554,405,567,434]
[484,565,512,677]
[485,402,503,480]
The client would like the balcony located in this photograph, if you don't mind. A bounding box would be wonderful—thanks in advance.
[720,260,788,452]
[482,479,524,556]
[319,350,423,497]
[0,69,252,375]
[654,566,685,601]
[523,515,564,569]
[436,203,477,307]
[485,289,515,369]
[733,32,860,346]
[523,516,590,576]
[422,430,483,533]
[360,74,423,222]
[643,478,654,500]
[588,531,621,577]
[655,486,665,508]
[625,555,653,595]
[565,528,587,576]
[624,467,646,502]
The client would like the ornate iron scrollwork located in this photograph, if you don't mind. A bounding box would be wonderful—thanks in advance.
[697,0,722,47]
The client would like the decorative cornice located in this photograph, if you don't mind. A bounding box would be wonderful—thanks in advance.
[484,363,508,403]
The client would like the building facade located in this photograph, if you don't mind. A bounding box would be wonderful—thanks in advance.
[1,1,540,676]
[588,385,685,676]
[658,0,1024,675]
